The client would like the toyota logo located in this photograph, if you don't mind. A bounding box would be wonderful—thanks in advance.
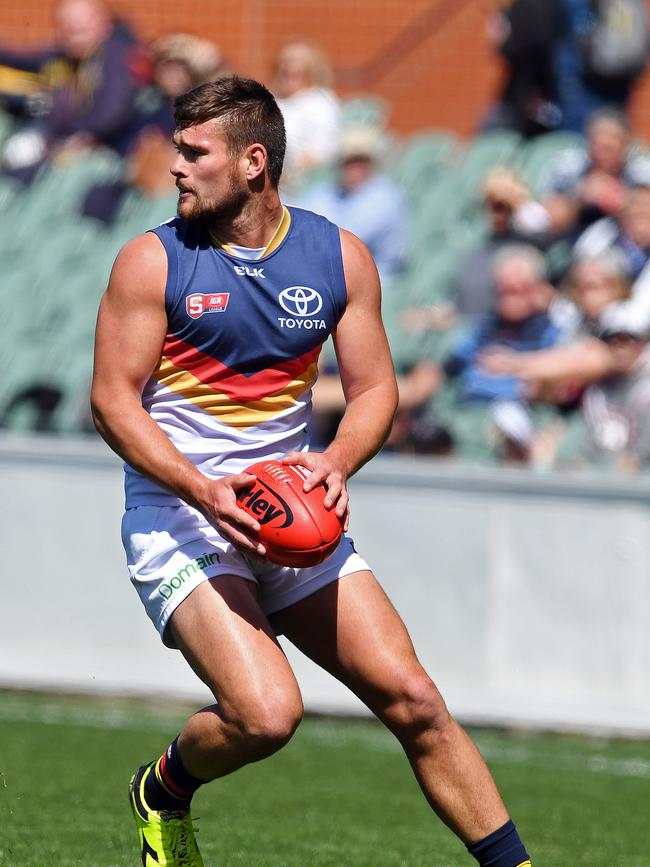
[278,286,323,317]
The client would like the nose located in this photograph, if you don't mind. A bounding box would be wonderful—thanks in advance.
[170,153,186,179]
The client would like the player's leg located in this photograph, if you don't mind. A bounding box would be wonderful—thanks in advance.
[167,574,304,781]
[130,574,303,867]
[272,571,530,866]
[123,502,304,790]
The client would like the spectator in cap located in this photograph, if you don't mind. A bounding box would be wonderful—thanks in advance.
[299,125,409,286]
[307,125,409,448]
[580,302,650,471]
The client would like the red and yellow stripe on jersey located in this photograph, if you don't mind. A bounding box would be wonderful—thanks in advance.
[153,335,321,429]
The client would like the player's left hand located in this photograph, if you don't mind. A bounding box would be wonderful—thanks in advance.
[282,451,350,531]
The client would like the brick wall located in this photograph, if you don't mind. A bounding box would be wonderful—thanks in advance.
[3,0,650,140]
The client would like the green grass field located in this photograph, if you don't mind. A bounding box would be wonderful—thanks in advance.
[1,691,649,866]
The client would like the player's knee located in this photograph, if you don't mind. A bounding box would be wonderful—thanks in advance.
[234,693,304,758]
[381,673,452,744]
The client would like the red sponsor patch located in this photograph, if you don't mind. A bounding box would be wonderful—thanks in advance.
[186,293,230,319]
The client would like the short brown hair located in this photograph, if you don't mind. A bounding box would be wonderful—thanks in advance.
[174,76,286,188]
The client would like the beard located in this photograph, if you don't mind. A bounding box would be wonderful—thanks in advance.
[177,166,249,223]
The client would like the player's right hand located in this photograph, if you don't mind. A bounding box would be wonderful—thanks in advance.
[282,450,350,530]
[196,473,266,557]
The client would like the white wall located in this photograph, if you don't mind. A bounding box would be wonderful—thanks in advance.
[2,435,649,734]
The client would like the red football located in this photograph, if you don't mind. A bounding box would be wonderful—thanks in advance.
[237,460,344,567]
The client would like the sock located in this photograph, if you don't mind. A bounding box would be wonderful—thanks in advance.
[143,736,204,813]
[466,819,530,867]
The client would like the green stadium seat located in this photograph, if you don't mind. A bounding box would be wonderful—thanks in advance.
[1,260,66,335]
[403,247,461,307]
[554,411,588,464]
[32,219,105,279]
[340,95,390,129]
[451,131,523,207]
[0,335,65,416]
[0,108,14,145]
[53,336,96,433]
[410,173,465,245]
[0,173,19,211]
[316,335,337,371]
[381,284,446,373]
[390,130,458,198]
[519,131,585,191]
[290,162,337,198]
[406,132,522,258]
[105,189,177,246]
[10,151,123,242]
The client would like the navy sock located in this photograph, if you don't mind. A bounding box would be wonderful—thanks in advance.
[143,736,204,812]
[466,820,530,867]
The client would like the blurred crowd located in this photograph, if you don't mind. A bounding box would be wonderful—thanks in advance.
[0,0,343,201]
[384,106,650,475]
[3,0,650,475]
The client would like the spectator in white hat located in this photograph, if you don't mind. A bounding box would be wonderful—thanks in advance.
[581,302,650,471]
[299,125,409,286]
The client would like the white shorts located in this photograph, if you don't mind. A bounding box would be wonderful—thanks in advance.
[122,504,369,647]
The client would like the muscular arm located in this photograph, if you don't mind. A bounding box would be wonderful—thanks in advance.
[327,229,399,472]
[284,230,398,518]
[91,233,264,554]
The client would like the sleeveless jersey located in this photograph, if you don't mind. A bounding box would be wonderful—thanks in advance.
[124,206,347,507]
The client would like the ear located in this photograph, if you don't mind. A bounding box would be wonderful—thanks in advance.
[244,143,267,182]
